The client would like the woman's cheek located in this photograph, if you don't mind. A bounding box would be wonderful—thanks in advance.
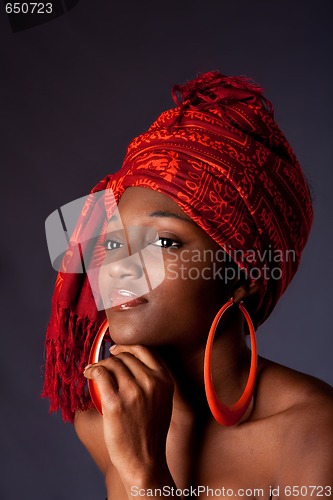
[166,262,179,281]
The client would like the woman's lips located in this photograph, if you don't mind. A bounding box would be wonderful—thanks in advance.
[109,289,148,311]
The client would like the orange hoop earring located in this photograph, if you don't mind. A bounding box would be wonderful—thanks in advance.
[204,297,257,426]
[87,318,109,415]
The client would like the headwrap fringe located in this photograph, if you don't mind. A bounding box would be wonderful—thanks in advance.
[42,305,103,422]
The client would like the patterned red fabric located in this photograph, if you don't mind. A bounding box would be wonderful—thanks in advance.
[42,71,313,422]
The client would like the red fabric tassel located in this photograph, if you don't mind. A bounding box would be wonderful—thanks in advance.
[41,176,113,423]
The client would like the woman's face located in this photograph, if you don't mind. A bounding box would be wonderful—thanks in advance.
[98,187,236,349]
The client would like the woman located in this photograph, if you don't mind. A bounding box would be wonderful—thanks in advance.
[43,72,333,499]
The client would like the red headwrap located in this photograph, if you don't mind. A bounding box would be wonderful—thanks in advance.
[42,71,313,422]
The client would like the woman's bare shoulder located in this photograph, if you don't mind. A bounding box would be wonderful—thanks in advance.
[254,358,333,484]
[255,357,333,420]
[257,357,333,406]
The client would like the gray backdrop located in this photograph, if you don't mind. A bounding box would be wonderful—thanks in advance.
[1,1,332,499]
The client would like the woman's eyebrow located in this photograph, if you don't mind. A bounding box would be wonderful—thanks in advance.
[149,210,196,225]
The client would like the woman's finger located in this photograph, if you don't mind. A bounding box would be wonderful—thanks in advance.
[110,348,174,396]
[84,354,137,386]
[110,344,168,374]
[87,349,170,394]
[110,352,165,392]
[84,354,155,402]
[83,362,121,410]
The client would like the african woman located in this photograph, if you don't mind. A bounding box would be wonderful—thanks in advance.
[43,72,333,499]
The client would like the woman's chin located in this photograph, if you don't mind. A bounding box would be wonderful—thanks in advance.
[105,306,156,345]
[107,319,151,346]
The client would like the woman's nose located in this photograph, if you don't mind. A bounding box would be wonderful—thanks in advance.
[105,251,144,281]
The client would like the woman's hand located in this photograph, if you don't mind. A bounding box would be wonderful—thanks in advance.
[83,344,176,493]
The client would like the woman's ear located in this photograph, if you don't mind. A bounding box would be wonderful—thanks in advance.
[233,281,261,304]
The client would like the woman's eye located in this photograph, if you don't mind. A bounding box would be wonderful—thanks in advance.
[152,237,181,249]
[103,239,123,251]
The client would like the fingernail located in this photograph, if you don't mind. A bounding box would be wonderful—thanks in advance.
[84,363,92,371]
[109,344,117,352]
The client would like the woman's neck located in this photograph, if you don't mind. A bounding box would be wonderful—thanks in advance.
[154,315,252,421]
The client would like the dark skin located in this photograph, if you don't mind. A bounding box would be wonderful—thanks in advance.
[76,187,333,499]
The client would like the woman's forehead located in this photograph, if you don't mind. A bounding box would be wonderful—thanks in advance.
[118,186,192,220]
